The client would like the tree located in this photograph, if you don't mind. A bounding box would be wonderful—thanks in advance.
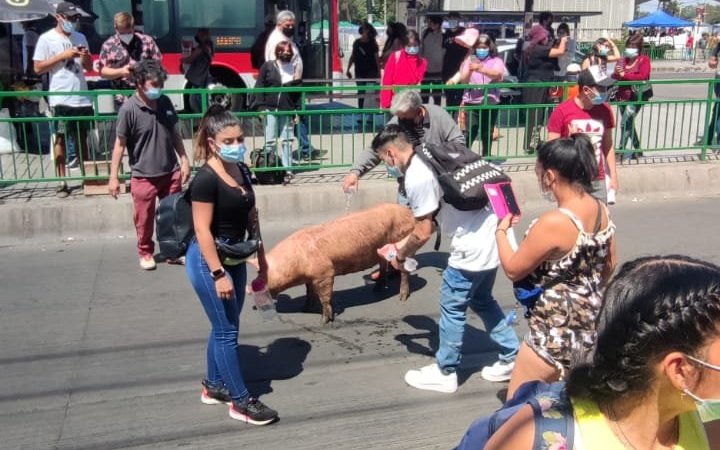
[340,0,396,24]
[659,0,681,16]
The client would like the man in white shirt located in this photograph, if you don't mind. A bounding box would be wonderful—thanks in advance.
[264,10,310,162]
[33,2,93,197]
[372,125,520,393]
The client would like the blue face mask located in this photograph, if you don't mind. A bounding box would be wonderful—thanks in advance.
[475,48,490,59]
[216,142,246,163]
[598,47,609,56]
[61,19,75,34]
[624,48,639,58]
[144,87,162,100]
[683,354,720,423]
[405,46,419,56]
[589,88,607,105]
[387,164,403,178]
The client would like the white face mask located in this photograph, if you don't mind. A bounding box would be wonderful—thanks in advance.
[684,354,720,423]
[119,33,134,44]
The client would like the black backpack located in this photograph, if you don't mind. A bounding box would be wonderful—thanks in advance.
[413,142,511,211]
[251,148,286,185]
[156,190,193,259]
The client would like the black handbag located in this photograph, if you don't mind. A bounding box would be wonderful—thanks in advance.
[631,82,653,102]
[215,238,260,266]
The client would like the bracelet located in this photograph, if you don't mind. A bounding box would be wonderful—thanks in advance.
[495,228,508,235]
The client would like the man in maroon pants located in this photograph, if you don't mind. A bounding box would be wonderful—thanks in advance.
[108,59,190,270]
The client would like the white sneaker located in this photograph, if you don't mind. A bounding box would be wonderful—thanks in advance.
[480,360,515,382]
[139,256,157,271]
[404,363,458,393]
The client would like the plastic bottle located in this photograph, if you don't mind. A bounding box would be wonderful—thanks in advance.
[505,309,518,326]
[378,244,418,272]
[250,278,276,319]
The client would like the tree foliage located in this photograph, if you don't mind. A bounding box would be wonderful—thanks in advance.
[339,0,397,24]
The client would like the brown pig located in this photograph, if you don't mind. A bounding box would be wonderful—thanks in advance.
[263,203,416,323]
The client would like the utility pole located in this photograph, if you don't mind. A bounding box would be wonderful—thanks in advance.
[367,0,374,25]
[523,0,534,39]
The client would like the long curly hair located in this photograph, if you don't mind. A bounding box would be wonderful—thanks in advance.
[566,255,720,408]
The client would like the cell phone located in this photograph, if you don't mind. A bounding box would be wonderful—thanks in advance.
[484,182,521,219]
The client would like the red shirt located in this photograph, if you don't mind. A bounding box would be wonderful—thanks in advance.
[547,98,615,179]
[380,50,427,108]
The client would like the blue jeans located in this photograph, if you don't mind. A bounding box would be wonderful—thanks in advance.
[185,238,249,402]
[296,115,311,158]
[436,266,519,373]
[264,113,295,168]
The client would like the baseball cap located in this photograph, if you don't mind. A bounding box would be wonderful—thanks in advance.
[577,66,615,88]
[55,2,90,19]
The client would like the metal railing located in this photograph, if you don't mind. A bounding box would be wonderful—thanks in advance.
[0,78,717,187]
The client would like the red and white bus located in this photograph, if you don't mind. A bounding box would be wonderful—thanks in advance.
[74,0,342,111]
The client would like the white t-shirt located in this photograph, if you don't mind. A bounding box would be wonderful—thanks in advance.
[33,29,91,107]
[264,28,303,76]
[404,156,505,272]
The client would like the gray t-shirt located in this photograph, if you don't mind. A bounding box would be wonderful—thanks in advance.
[116,94,179,178]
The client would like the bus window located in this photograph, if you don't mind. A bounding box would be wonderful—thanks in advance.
[91,0,132,37]
[177,0,257,28]
[142,1,171,40]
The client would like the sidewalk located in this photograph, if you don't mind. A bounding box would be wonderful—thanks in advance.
[651,58,714,74]
[2,154,720,246]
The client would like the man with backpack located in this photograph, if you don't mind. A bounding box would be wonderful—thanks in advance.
[107,59,191,270]
[372,125,520,392]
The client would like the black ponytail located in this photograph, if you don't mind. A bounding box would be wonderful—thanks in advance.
[537,133,598,194]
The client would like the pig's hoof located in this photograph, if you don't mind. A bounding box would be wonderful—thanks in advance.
[399,292,410,302]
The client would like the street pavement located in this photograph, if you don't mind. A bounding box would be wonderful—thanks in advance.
[2,196,720,450]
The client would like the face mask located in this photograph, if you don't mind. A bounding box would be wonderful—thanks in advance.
[278,53,293,62]
[475,48,490,59]
[624,48,639,58]
[405,46,419,55]
[539,173,556,202]
[387,165,403,178]
[119,33,134,44]
[398,118,420,130]
[282,27,295,37]
[683,354,720,423]
[591,89,607,105]
[216,142,246,163]
[144,87,162,100]
[598,47,609,56]
[448,20,458,29]
[61,19,75,34]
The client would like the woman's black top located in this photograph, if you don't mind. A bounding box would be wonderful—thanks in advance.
[189,163,255,240]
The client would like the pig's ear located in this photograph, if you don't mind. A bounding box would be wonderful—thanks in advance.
[247,258,259,270]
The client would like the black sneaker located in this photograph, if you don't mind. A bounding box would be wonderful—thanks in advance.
[229,397,278,425]
[200,379,231,405]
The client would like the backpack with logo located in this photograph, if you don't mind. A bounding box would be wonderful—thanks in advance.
[413,141,511,211]
[251,148,286,185]
[454,381,574,450]
[156,190,194,260]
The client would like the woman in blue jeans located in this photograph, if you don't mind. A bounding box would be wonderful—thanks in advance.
[185,105,277,425]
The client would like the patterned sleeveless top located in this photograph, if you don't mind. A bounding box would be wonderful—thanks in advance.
[524,205,615,377]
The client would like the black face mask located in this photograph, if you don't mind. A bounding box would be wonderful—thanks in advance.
[398,118,418,130]
[282,27,295,37]
[278,53,293,62]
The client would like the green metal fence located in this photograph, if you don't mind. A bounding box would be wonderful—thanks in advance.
[0,78,717,187]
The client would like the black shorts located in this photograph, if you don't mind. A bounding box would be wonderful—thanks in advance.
[52,105,95,135]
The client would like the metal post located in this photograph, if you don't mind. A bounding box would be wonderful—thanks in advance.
[367,0,373,24]
[523,0,534,39]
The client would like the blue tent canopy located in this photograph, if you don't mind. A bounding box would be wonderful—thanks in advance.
[624,11,693,28]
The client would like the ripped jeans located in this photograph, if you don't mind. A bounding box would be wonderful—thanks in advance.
[436,266,520,373]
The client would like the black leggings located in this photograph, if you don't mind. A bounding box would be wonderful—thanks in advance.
[465,107,499,157]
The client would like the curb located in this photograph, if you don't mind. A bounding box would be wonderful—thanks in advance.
[2,159,720,246]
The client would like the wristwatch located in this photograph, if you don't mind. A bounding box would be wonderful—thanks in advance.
[211,267,226,280]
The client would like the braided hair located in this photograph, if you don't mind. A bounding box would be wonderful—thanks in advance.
[566,255,720,408]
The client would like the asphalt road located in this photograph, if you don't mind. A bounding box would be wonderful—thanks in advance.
[2,196,720,450]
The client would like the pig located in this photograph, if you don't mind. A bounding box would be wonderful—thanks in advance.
[263,203,416,323]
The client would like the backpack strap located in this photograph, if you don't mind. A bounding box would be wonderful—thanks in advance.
[528,393,574,450]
